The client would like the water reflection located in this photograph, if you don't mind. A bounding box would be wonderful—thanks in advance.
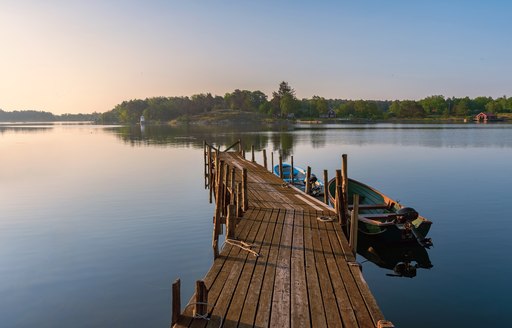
[358,237,433,278]
[105,123,512,152]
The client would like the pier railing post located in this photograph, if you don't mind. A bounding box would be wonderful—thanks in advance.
[236,182,242,217]
[263,149,267,170]
[323,170,328,204]
[350,194,359,256]
[171,278,181,326]
[242,168,248,211]
[230,167,236,205]
[226,204,236,239]
[305,166,312,194]
[194,280,208,318]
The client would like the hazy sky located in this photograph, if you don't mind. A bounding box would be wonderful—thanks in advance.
[1,0,511,114]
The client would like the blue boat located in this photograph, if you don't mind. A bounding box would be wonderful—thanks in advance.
[273,163,324,196]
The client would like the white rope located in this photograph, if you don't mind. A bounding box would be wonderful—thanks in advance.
[225,239,260,257]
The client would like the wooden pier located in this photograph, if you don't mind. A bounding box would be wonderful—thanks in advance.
[172,142,393,328]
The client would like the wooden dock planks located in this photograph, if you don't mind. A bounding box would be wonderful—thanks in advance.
[173,151,386,328]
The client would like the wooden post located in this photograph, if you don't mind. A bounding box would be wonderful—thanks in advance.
[350,194,359,256]
[271,152,274,171]
[242,168,248,211]
[208,146,213,203]
[230,167,236,205]
[242,149,246,159]
[236,182,242,218]
[222,163,229,216]
[171,278,181,326]
[291,156,294,185]
[194,280,208,318]
[203,141,207,189]
[279,155,283,179]
[251,145,255,162]
[305,166,312,194]
[377,320,395,328]
[342,154,349,222]
[335,169,348,229]
[323,170,329,204]
[212,160,224,258]
[238,139,242,154]
[226,204,236,239]
[263,149,267,170]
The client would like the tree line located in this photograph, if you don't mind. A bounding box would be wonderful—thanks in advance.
[98,82,512,123]
[0,109,100,122]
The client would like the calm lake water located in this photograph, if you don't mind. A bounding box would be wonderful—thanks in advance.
[1,122,511,327]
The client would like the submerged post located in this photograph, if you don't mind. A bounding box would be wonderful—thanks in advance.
[171,278,181,326]
[242,168,248,211]
[323,170,329,204]
[263,149,268,170]
[194,280,208,318]
[305,166,312,194]
[350,194,359,256]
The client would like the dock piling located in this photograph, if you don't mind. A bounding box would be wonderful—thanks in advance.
[263,149,267,170]
[291,156,294,185]
[194,280,208,318]
[171,278,181,326]
[251,145,255,162]
[279,155,283,179]
[226,204,236,239]
[242,168,248,212]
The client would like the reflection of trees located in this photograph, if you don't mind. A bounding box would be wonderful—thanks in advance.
[0,126,53,135]
[106,124,300,153]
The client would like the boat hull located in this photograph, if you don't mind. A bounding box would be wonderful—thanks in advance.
[328,178,432,245]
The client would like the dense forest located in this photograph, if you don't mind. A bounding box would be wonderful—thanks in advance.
[3,81,511,123]
[99,82,512,124]
[0,109,100,122]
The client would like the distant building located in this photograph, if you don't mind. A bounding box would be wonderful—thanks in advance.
[320,108,336,119]
[474,112,499,122]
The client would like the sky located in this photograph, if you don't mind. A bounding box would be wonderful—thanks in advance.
[1,0,511,114]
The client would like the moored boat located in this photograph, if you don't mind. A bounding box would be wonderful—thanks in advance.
[328,178,432,246]
[273,163,324,196]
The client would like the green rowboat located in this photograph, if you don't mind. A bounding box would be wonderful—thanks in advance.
[328,178,433,246]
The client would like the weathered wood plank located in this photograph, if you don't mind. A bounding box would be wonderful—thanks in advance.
[290,210,310,328]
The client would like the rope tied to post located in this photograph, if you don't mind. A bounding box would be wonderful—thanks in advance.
[225,239,260,257]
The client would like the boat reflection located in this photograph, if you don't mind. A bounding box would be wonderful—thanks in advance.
[357,237,433,278]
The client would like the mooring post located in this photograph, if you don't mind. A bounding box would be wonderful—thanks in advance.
[171,278,181,326]
[251,145,255,162]
[323,169,329,204]
[305,166,312,194]
[342,154,349,222]
[263,149,267,170]
[350,194,359,256]
[194,280,208,318]
[335,169,347,229]
[291,156,294,185]
[242,168,248,212]
[279,155,283,179]
[226,204,236,239]
[236,182,242,218]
